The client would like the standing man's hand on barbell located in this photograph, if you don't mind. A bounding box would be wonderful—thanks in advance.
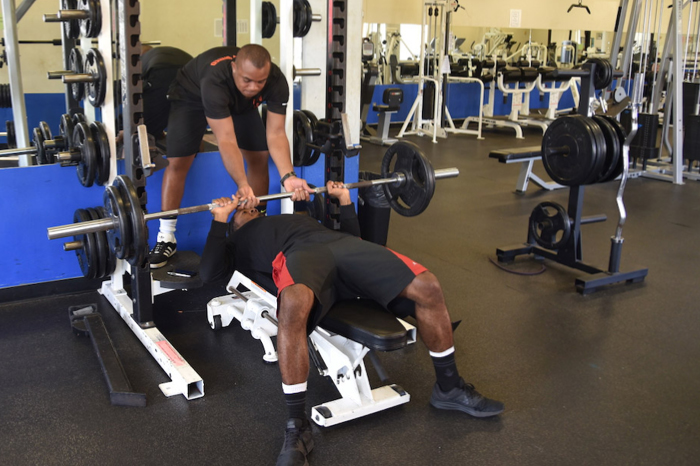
[283,176,312,202]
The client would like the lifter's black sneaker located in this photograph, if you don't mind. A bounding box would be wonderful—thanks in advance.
[276,418,314,466]
[430,378,504,418]
[148,240,176,269]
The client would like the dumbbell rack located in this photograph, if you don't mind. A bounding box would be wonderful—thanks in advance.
[496,64,648,295]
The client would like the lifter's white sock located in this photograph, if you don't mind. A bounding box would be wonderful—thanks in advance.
[158,218,177,243]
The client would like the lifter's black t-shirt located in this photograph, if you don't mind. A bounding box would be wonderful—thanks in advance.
[200,206,361,290]
[169,46,289,118]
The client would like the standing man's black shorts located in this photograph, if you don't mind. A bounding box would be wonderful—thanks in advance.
[165,101,269,158]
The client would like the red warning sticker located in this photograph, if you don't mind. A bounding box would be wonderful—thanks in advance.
[156,341,185,366]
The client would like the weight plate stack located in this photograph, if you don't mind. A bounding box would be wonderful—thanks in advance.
[5,120,16,148]
[61,0,80,39]
[79,0,102,38]
[104,185,131,261]
[91,121,111,185]
[261,1,277,39]
[114,176,148,266]
[68,48,85,101]
[74,122,97,187]
[541,115,605,186]
[73,208,98,279]
[32,127,48,165]
[85,48,107,107]
[380,140,436,217]
[85,207,107,279]
[591,115,621,183]
[59,114,75,151]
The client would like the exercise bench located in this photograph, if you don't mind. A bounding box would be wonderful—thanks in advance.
[206,271,417,427]
[489,145,565,193]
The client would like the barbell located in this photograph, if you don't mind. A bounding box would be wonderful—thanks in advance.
[47,141,459,272]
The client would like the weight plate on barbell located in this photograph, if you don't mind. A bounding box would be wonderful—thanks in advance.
[61,0,80,39]
[68,48,85,101]
[59,114,75,151]
[114,175,148,266]
[529,201,571,250]
[300,110,320,166]
[72,112,87,125]
[73,208,98,279]
[380,140,436,217]
[74,122,97,187]
[579,116,607,185]
[261,1,277,39]
[79,0,102,38]
[591,115,621,183]
[85,207,107,279]
[597,115,627,183]
[32,127,48,165]
[91,121,111,185]
[39,121,53,142]
[85,48,107,107]
[541,115,603,186]
[95,206,116,277]
[104,185,131,261]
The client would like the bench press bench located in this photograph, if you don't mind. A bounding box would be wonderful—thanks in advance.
[206,271,417,427]
[489,145,566,193]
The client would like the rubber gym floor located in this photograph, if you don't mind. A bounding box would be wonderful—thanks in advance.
[1,127,699,466]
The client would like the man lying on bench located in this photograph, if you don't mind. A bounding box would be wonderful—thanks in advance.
[200,182,504,466]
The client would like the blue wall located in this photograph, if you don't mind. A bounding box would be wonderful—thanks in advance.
[0,146,355,289]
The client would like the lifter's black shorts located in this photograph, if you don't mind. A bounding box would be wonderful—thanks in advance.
[271,236,428,334]
[165,100,268,157]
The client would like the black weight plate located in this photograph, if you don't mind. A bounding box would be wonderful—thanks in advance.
[293,110,314,166]
[587,58,612,90]
[74,122,97,187]
[598,115,627,182]
[39,121,53,141]
[300,110,320,165]
[104,185,131,260]
[79,0,102,38]
[262,1,277,39]
[85,207,107,279]
[91,121,111,185]
[293,0,306,38]
[591,115,621,183]
[95,206,116,276]
[529,202,571,250]
[72,112,87,125]
[68,48,85,101]
[380,141,436,217]
[5,120,16,148]
[73,208,98,279]
[61,0,80,39]
[541,115,600,186]
[32,127,48,165]
[579,116,607,185]
[85,48,107,107]
[302,0,313,36]
[114,175,147,266]
[59,114,75,150]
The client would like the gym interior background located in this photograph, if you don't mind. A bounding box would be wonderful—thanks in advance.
[1,0,699,464]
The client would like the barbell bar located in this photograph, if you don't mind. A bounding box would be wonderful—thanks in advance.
[47,168,459,241]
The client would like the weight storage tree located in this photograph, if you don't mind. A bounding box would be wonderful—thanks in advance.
[496,60,648,294]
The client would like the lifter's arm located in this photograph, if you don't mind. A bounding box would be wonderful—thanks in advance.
[200,196,239,283]
[327,181,361,237]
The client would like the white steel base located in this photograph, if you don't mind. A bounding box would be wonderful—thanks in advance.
[311,384,410,427]
[206,271,415,427]
[100,281,204,400]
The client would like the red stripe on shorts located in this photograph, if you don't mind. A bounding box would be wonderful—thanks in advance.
[272,252,295,296]
[387,248,428,275]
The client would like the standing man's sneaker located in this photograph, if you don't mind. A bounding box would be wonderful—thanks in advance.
[430,377,504,418]
[149,234,177,269]
[276,418,314,466]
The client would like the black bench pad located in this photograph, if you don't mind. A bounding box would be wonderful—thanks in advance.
[320,299,408,352]
[489,146,543,163]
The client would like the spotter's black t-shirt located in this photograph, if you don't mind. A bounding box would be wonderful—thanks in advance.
[169,46,289,118]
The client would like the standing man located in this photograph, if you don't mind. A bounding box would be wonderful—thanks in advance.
[149,44,311,268]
